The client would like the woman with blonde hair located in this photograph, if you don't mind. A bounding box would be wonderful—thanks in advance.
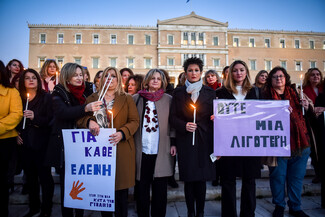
[77,67,139,217]
[133,69,176,217]
[46,63,102,217]
[39,59,59,93]
[216,60,262,217]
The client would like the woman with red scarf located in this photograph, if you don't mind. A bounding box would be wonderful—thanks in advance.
[203,69,221,90]
[303,68,323,184]
[264,66,311,217]
[45,63,102,217]
[133,69,176,217]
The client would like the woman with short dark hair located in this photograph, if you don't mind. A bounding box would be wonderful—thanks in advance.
[264,66,311,217]
[170,57,216,217]
[125,74,144,95]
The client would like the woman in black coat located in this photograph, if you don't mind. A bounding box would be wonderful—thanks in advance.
[45,63,102,217]
[215,60,261,217]
[170,57,216,217]
[17,69,54,217]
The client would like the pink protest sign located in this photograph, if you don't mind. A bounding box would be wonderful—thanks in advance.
[214,100,290,157]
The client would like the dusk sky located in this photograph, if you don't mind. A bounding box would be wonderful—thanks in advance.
[1,0,324,67]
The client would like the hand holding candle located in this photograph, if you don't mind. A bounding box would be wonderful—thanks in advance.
[190,104,196,146]
[22,93,30,129]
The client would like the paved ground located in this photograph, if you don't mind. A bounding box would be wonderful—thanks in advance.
[9,196,325,217]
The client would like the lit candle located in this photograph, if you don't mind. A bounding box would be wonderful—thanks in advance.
[300,74,305,115]
[190,104,196,146]
[22,93,30,129]
[221,74,224,87]
[56,71,59,85]
[108,110,113,128]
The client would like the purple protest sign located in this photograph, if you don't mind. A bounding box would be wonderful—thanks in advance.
[214,100,290,156]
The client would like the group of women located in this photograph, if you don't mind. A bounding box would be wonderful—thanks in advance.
[1,56,324,217]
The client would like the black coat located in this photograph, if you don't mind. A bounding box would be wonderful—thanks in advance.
[315,92,325,162]
[170,85,216,182]
[45,84,88,167]
[19,91,53,165]
[215,86,261,178]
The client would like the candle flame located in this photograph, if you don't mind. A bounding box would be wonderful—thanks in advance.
[221,74,224,79]
[300,74,303,79]
[27,93,30,98]
[190,104,196,109]
[108,110,113,114]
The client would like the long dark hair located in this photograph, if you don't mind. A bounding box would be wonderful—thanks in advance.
[19,68,43,100]
[0,60,11,88]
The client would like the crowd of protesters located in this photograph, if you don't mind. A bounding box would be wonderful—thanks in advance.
[1,57,325,217]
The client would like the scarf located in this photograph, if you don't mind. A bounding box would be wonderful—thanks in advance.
[185,79,203,103]
[270,86,310,155]
[208,82,221,90]
[303,85,323,104]
[67,83,86,105]
[138,89,164,102]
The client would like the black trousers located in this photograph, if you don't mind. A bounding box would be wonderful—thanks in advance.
[136,153,168,217]
[59,167,84,217]
[0,137,15,217]
[221,176,256,217]
[184,181,206,215]
[101,188,129,217]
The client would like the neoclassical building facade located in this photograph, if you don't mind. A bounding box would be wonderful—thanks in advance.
[28,12,325,84]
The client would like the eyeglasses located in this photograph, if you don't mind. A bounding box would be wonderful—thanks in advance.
[272,75,285,79]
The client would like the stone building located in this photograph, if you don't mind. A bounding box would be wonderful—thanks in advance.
[28,12,325,84]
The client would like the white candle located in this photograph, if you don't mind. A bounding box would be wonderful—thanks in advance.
[300,74,305,115]
[191,104,196,146]
[22,93,30,129]
[56,71,58,85]
[108,110,113,128]
[221,74,224,87]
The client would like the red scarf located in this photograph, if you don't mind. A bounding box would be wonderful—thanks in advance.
[138,89,164,102]
[303,85,323,104]
[270,86,310,155]
[208,82,221,90]
[67,83,86,105]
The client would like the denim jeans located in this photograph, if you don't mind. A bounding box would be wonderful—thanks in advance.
[269,147,310,211]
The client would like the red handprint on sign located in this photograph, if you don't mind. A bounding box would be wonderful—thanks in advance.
[69,180,85,200]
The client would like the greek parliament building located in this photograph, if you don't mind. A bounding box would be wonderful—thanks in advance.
[28,12,325,85]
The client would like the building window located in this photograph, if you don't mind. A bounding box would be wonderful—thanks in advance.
[295,61,302,71]
[280,39,285,48]
[38,57,46,68]
[127,58,134,68]
[111,34,117,44]
[75,34,82,44]
[280,61,287,69]
[295,39,300,49]
[265,60,272,71]
[249,38,255,47]
[40,34,46,44]
[74,57,81,65]
[183,32,188,45]
[310,61,316,68]
[323,41,325,49]
[92,57,99,69]
[233,37,239,47]
[128,34,134,45]
[168,35,174,45]
[198,33,204,45]
[310,40,315,49]
[56,57,64,68]
[167,58,174,66]
[57,33,64,44]
[145,35,151,45]
[191,32,196,45]
[213,59,220,67]
[250,60,256,70]
[265,38,270,48]
[93,34,99,44]
[110,58,117,67]
[213,36,219,46]
[144,58,152,69]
